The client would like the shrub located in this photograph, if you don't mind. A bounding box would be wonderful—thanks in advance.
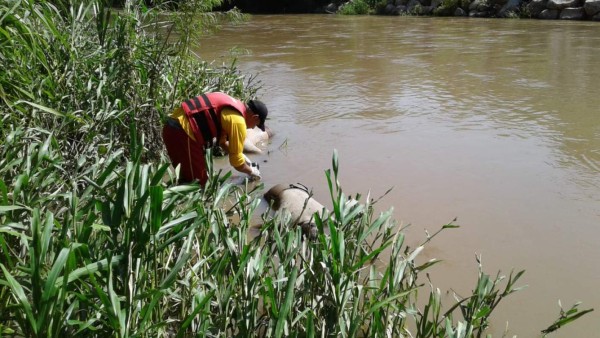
[434,0,460,15]
[338,0,372,14]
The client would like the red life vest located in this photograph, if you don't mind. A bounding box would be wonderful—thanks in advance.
[181,92,247,147]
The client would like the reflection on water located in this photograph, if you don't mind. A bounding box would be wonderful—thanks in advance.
[198,15,600,336]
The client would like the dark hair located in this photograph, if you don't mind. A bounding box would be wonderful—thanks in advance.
[248,99,268,131]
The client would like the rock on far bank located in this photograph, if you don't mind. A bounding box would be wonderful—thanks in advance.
[539,8,561,18]
[547,0,582,10]
[584,0,600,15]
[559,6,586,18]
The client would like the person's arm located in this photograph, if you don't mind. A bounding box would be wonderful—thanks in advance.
[231,150,261,180]
[234,162,257,176]
[218,135,229,155]
[224,111,261,179]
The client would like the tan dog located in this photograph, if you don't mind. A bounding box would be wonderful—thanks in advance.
[263,184,328,240]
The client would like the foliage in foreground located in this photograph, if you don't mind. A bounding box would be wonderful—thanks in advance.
[0,138,593,337]
[0,0,593,336]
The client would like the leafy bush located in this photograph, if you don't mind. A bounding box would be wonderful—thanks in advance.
[338,0,372,14]
[434,0,458,15]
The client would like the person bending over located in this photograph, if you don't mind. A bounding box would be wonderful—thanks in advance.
[162,92,268,185]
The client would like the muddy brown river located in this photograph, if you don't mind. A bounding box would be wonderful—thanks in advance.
[198,15,600,337]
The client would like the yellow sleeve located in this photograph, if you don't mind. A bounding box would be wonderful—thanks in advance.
[221,108,247,167]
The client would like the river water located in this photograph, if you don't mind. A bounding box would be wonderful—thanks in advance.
[197,15,600,337]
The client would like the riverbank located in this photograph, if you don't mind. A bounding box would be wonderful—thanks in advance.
[224,0,600,20]
[335,0,600,19]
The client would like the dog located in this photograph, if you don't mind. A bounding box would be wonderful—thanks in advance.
[263,183,327,240]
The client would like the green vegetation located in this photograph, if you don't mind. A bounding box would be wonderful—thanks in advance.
[336,0,388,15]
[0,0,592,336]
[338,0,372,15]
[433,0,470,16]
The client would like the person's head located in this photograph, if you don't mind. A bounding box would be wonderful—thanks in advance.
[247,99,268,131]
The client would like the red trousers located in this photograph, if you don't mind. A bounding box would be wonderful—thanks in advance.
[162,124,208,185]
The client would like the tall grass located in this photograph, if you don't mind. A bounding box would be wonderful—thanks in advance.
[0,0,592,336]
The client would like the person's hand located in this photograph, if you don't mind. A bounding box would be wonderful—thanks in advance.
[243,154,252,166]
[243,153,260,170]
[212,145,226,157]
[249,166,261,181]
